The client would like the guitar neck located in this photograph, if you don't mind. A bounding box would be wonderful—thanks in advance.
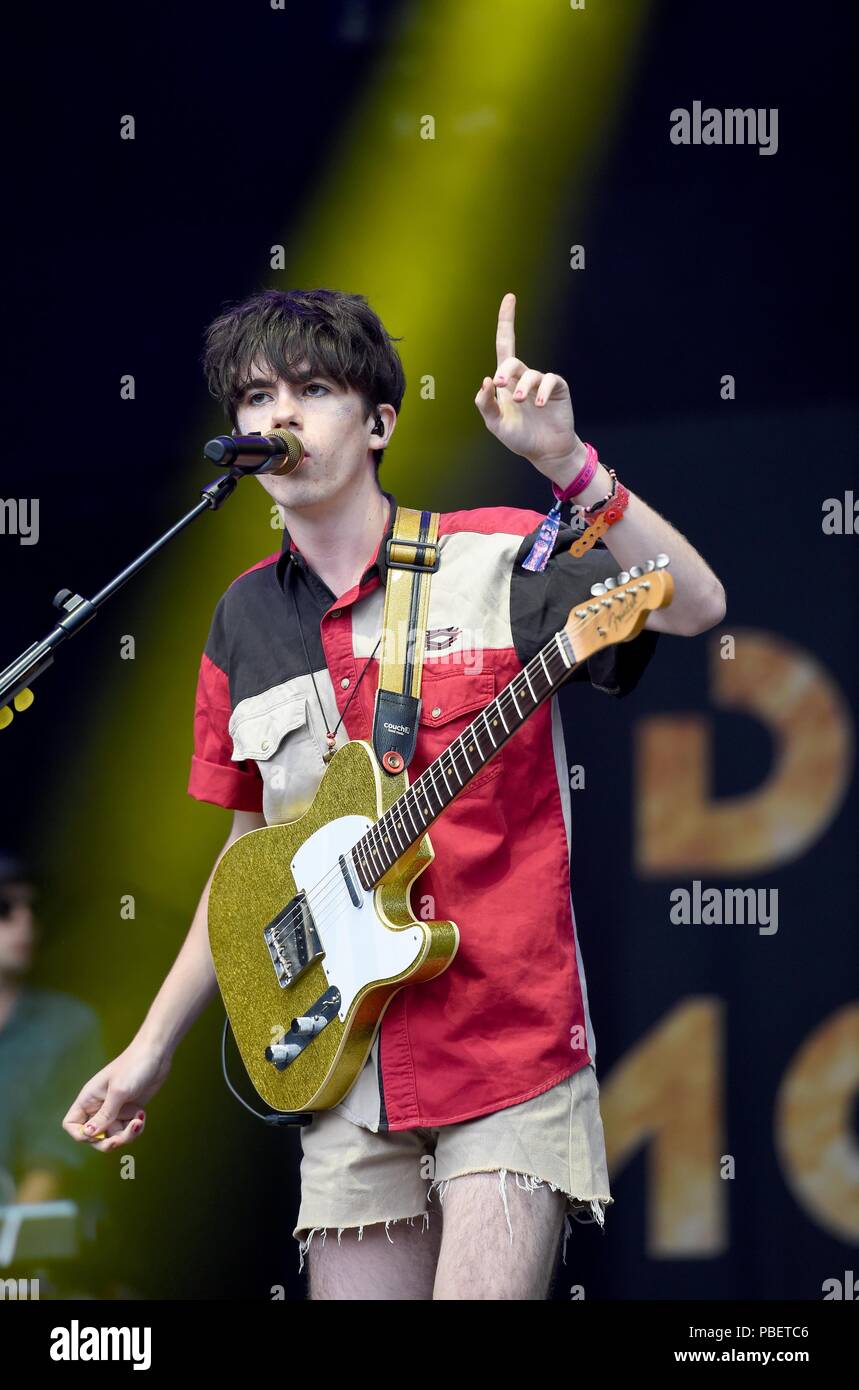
[351,629,581,890]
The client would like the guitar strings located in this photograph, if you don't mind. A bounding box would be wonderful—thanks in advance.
[263,594,649,958]
[260,601,628,958]
[265,634,576,953]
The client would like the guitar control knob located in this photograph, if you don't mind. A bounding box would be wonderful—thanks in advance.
[290,1014,326,1036]
[265,1042,302,1066]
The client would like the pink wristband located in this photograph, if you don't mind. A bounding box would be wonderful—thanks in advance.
[551,442,598,503]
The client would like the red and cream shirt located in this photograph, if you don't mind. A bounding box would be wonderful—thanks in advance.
[188,492,659,1131]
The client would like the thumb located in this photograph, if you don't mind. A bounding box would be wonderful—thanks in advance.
[475,376,501,427]
[81,1086,128,1137]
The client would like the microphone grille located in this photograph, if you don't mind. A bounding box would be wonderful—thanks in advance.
[267,429,305,473]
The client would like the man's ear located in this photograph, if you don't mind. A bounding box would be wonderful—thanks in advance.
[369,403,397,450]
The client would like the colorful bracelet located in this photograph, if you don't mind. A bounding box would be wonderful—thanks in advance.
[570,471,631,557]
[551,442,599,502]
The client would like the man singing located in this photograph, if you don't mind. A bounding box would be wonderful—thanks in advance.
[64,288,725,1299]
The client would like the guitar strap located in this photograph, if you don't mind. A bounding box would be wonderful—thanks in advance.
[371,505,441,776]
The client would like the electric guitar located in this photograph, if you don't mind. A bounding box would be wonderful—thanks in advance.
[208,557,674,1112]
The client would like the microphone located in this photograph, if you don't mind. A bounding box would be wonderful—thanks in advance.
[203,428,305,476]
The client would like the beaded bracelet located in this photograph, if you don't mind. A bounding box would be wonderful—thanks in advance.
[570,471,631,557]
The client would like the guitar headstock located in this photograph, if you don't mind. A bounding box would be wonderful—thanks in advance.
[563,555,674,663]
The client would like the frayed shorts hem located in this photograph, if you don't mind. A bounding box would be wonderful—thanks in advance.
[294,1166,614,1274]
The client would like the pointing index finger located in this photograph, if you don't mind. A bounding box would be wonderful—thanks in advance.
[495,292,516,369]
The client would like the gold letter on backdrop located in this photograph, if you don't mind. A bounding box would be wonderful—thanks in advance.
[636,631,853,874]
[775,1004,859,1244]
[601,999,725,1255]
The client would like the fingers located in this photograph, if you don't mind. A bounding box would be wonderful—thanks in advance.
[491,364,568,406]
[63,1084,110,1143]
[532,372,566,406]
[88,1110,146,1154]
[63,1084,146,1153]
[474,375,501,425]
[495,291,516,369]
[509,368,544,403]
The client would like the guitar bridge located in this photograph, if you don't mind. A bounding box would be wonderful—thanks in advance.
[263,890,324,988]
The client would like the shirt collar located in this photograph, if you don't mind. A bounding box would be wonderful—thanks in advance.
[275,490,398,591]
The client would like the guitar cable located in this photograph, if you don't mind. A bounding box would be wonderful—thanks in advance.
[221,1016,313,1128]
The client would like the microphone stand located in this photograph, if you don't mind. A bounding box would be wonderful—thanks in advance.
[0,468,243,718]
[0,450,313,1128]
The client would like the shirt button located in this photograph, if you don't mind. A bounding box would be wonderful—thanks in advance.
[261,739,271,752]
[330,608,342,619]
[431,706,442,718]
[340,677,351,689]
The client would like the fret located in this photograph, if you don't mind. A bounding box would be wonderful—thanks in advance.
[352,629,584,889]
[458,736,474,776]
[388,812,406,853]
[403,795,421,838]
[370,822,391,871]
[425,765,445,812]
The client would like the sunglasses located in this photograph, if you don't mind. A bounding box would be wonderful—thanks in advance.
[0,890,35,920]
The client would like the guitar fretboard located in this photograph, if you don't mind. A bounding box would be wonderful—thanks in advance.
[351,628,580,890]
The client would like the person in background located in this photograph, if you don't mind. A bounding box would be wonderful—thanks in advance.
[0,853,104,1205]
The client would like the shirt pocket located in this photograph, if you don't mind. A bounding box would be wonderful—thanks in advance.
[415,667,503,797]
[229,694,325,824]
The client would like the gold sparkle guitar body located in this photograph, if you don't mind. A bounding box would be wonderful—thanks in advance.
[208,739,457,1114]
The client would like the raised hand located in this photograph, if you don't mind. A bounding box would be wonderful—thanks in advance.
[474,291,584,482]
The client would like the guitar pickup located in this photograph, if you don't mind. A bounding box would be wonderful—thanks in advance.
[263,890,324,989]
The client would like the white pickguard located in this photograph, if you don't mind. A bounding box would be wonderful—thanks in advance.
[290,815,425,1023]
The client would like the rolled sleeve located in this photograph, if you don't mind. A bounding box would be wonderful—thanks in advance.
[188,650,263,812]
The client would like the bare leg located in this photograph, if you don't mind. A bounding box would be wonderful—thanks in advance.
[307,1213,443,1301]
[432,1172,566,1300]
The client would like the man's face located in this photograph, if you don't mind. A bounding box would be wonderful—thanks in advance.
[0,882,37,977]
[233,359,391,514]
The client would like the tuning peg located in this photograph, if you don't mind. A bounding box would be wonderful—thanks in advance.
[628,565,643,578]
[0,706,12,730]
[643,560,656,572]
[14,688,34,711]
[590,582,607,595]
[603,576,617,589]
[616,571,630,585]
[654,554,670,568]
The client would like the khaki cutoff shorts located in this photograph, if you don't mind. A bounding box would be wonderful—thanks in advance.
[293,1062,613,1269]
